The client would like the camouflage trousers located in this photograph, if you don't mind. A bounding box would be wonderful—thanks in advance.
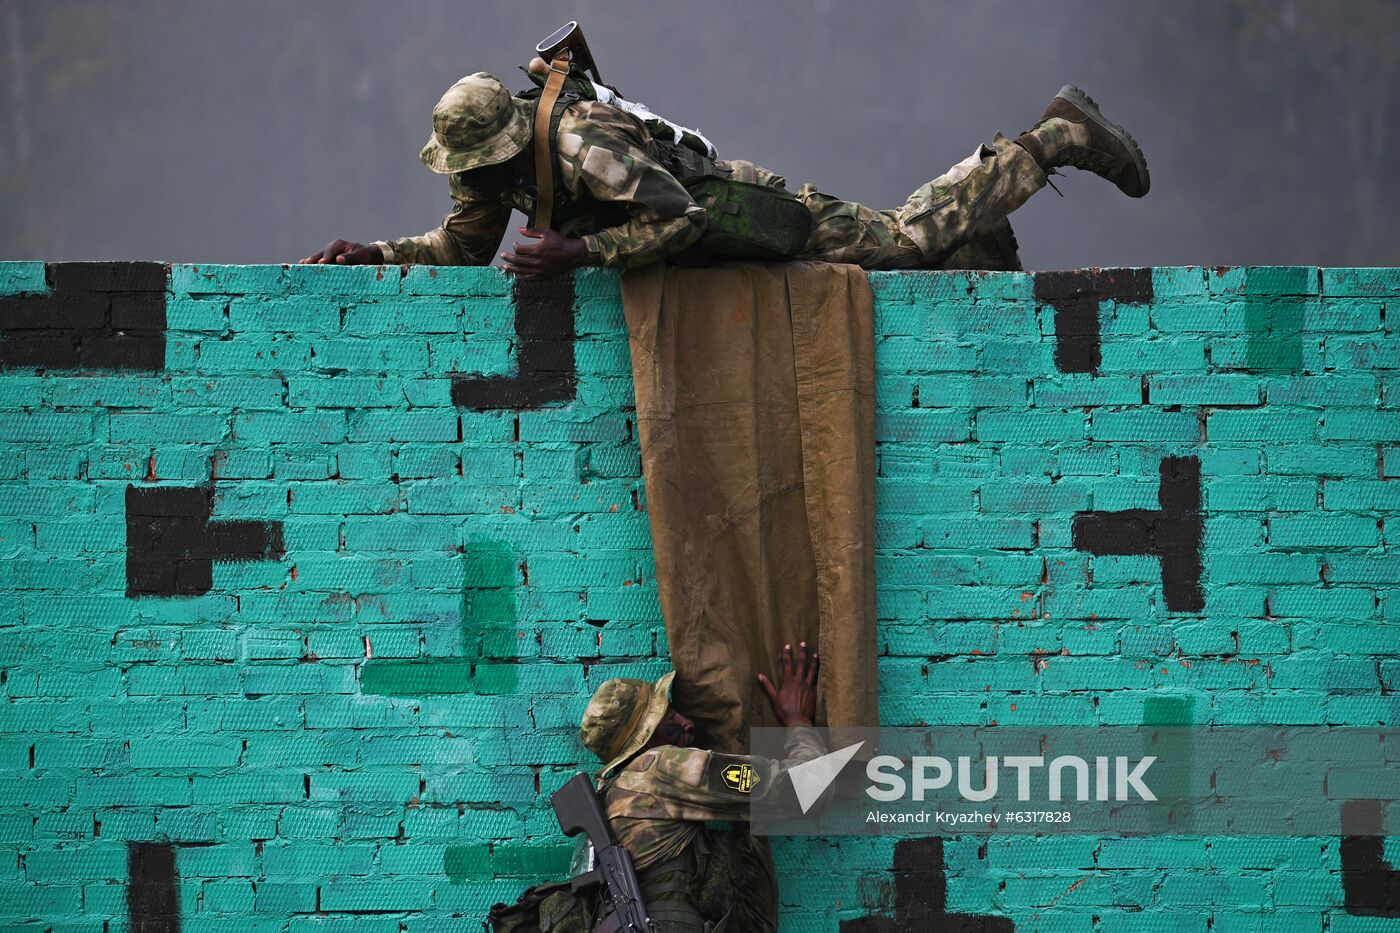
[717,133,1045,271]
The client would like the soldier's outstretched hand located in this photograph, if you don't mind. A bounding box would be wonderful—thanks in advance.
[757,641,819,727]
[300,239,383,265]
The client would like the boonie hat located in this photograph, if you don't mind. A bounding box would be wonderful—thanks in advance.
[419,73,531,174]
[580,671,676,778]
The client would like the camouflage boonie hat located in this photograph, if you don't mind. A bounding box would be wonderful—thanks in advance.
[580,671,675,778]
[419,73,531,174]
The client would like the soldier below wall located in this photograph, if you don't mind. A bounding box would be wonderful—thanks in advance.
[494,643,827,932]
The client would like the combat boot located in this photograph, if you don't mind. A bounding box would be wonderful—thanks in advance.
[1014,86,1150,198]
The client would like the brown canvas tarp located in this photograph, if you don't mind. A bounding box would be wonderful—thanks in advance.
[621,261,880,753]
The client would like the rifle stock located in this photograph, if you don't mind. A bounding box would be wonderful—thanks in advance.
[550,773,656,933]
[551,772,612,842]
[536,20,603,84]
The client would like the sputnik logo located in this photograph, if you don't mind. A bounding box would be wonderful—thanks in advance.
[788,741,866,814]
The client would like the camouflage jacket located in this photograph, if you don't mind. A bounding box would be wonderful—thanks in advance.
[376,100,708,270]
[600,726,828,871]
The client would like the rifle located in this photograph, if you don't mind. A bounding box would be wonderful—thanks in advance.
[550,772,657,933]
[535,20,604,84]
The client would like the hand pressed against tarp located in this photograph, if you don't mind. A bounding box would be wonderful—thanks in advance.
[757,642,819,728]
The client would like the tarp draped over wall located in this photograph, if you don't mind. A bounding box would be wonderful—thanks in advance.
[621,261,880,751]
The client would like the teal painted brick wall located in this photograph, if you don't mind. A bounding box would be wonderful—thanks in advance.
[0,262,1398,930]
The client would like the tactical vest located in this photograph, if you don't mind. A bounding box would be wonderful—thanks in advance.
[513,86,812,261]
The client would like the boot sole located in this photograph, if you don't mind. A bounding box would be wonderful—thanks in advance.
[1054,84,1150,197]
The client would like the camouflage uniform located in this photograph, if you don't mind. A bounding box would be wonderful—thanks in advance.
[378,99,707,269]
[377,82,1045,271]
[576,672,830,932]
[602,728,827,932]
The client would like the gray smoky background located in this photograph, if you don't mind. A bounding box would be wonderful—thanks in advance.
[1,0,1396,269]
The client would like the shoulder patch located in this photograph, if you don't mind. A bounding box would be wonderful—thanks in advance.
[707,754,763,797]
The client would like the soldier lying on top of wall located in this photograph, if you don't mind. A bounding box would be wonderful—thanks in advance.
[302,31,1148,278]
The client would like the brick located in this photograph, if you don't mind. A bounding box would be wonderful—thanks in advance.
[232,410,345,443]
[342,299,461,336]
[518,410,627,443]
[1206,477,1316,511]
[427,336,513,373]
[876,410,971,443]
[1324,480,1400,510]
[976,410,1085,444]
[227,296,338,332]
[1090,409,1198,442]
[877,479,978,513]
[312,336,430,371]
[1149,374,1260,406]
[1325,335,1400,369]
[285,263,403,296]
[268,444,336,480]
[916,375,1026,407]
[0,261,48,296]
[0,411,106,442]
[1270,514,1379,548]
[171,376,285,409]
[1327,555,1400,584]
[1268,444,1374,477]
[1322,267,1400,297]
[876,336,978,373]
[402,264,511,296]
[1321,409,1400,441]
[349,410,458,442]
[1207,409,1318,442]
[979,337,1055,373]
[288,375,401,408]
[165,295,228,330]
[129,734,242,768]
[1033,376,1139,407]
[49,376,168,408]
[172,263,286,295]
[1306,298,1383,332]
[1099,338,1207,372]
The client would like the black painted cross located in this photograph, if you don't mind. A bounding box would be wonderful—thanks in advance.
[1072,455,1205,613]
[128,842,180,933]
[1033,268,1153,374]
[841,837,1014,932]
[125,485,285,597]
[1341,798,1400,917]
[0,262,166,371]
[452,274,577,409]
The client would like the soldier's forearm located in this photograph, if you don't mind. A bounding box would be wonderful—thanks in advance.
[740,731,835,819]
[377,228,493,266]
[375,232,458,266]
[585,211,706,270]
[781,725,828,767]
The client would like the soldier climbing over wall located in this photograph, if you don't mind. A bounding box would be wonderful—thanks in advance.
[302,25,1148,277]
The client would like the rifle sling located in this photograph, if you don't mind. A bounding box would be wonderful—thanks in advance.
[533,50,572,231]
